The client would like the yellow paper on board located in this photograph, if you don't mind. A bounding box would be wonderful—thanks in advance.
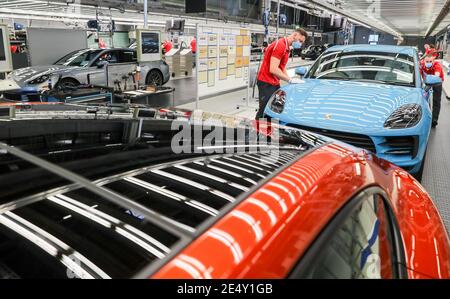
[219,57,228,68]
[208,70,215,87]
[243,35,250,46]
[198,71,207,83]
[219,68,227,80]
[227,64,235,75]
[208,59,217,70]
[220,46,228,57]
[236,46,243,57]
[208,34,217,45]
[235,67,242,78]
[199,46,208,59]
[235,57,243,68]
[208,47,218,58]
[236,36,243,46]
[242,56,250,66]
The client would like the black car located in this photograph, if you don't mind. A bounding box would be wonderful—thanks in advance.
[0,105,322,279]
[291,46,303,58]
[300,45,326,60]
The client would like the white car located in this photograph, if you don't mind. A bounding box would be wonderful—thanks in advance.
[8,48,170,89]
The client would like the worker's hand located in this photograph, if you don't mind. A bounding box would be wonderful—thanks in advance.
[289,78,305,84]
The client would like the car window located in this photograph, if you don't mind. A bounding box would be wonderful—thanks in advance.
[308,51,416,87]
[118,50,137,63]
[92,50,120,66]
[54,49,103,67]
[104,51,119,64]
[292,193,400,279]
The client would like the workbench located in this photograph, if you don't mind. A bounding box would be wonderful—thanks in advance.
[114,86,175,107]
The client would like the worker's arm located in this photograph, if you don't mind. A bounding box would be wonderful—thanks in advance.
[435,65,442,78]
[435,63,444,79]
[270,56,291,83]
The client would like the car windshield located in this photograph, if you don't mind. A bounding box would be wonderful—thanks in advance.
[307,51,416,87]
[54,49,103,67]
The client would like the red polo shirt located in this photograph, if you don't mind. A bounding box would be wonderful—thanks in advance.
[190,38,197,53]
[420,60,444,81]
[163,40,173,54]
[425,48,439,59]
[257,38,291,86]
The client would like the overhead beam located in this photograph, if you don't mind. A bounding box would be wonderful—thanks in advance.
[425,0,450,37]
[306,0,403,39]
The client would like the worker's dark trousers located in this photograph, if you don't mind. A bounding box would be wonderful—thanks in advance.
[432,83,443,125]
[256,80,280,120]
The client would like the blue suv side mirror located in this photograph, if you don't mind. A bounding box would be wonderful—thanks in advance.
[424,75,442,86]
[295,67,308,76]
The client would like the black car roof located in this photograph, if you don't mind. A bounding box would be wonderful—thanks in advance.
[0,109,327,278]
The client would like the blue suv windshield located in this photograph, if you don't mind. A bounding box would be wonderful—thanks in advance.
[308,51,416,87]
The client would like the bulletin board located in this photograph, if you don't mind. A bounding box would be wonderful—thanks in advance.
[196,25,251,99]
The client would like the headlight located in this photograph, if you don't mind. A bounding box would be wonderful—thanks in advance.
[384,104,422,129]
[269,89,286,114]
[28,75,50,85]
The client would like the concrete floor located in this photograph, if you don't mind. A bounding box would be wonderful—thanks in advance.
[422,62,450,235]
[422,94,450,235]
[174,57,311,117]
[176,88,259,118]
[162,57,311,108]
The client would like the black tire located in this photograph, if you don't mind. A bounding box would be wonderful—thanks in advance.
[428,92,433,111]
[413,149,427,182]
[56,78,80,89]
[146,69,163,86]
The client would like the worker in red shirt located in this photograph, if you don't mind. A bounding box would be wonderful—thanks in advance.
[255,28,308,119]
[421,53,444,127]
[163,40,173,55]
[98,39,107,49]
[190,37,196,54]
[422,44,439,60]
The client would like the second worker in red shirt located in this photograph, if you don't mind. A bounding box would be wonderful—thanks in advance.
[421,53,444,127]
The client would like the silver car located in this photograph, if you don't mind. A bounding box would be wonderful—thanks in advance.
[7,48,170,89]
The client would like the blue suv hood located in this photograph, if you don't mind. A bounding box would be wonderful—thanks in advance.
[275,79,423,134]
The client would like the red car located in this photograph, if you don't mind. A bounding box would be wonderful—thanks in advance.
[0,111,448,279]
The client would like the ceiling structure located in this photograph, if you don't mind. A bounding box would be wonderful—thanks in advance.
[282,0,450,37]
[332,0,450,36]
[1,0,450,37]
[0,0,190,29]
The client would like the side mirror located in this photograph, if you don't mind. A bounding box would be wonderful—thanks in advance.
[97,60,109,69]
[424,75,442,86]
[295,67,308,76]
